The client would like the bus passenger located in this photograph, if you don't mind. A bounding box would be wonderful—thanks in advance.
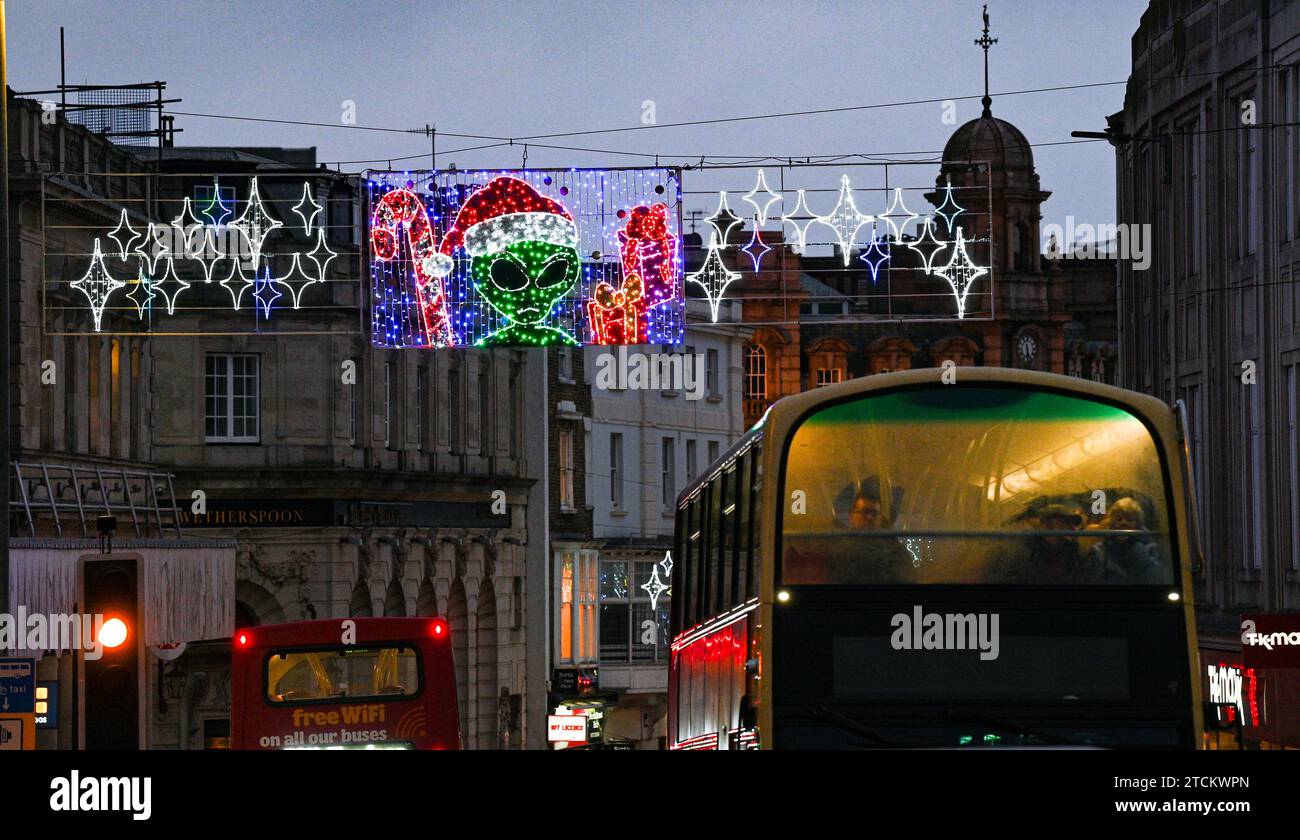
[1087,497,1164,583]
[996,502,1091,583]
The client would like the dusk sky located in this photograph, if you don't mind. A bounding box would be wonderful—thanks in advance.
[9,0,1147,238]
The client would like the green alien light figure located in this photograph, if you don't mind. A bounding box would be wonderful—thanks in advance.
[426,176,580,346]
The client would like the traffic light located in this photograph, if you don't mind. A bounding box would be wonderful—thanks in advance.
[80,554,143,750]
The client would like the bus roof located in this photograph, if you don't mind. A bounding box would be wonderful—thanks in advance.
[236,617,446,648]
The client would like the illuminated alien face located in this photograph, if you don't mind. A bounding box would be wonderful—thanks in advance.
[472,241,579,327]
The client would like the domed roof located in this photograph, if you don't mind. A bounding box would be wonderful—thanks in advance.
[942,112,1034,172]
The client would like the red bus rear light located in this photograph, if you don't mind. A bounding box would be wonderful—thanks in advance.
[236,631,251,647]
[431,618,448,639]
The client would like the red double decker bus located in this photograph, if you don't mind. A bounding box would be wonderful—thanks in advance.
[231,617,460,750]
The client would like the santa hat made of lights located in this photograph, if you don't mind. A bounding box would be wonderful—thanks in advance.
[425,176,578,279]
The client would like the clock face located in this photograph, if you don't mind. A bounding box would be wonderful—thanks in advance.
[1018,334,1037,363]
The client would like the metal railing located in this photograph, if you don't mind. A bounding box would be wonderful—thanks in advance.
[10,461,183,539]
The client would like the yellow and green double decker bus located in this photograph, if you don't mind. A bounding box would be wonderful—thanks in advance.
[669,368,1204,749]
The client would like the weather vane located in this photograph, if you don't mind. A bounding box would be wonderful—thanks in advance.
[975,4,999,117]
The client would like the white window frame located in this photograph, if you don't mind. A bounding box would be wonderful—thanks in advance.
[205,353,259,443]
[816,367,843,387]
[559,429,576,511]
[661,437,676,507]
[610,432,624,509]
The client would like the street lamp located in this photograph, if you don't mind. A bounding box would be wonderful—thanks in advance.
[1071,128,1171,184]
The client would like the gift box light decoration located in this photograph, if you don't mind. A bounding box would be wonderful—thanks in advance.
[366,168,685,348]
[63,175,343,333]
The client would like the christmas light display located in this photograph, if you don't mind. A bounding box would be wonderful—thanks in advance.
[588,273,645,345]
[859,235,891,283]
[934,227,987,319]
[686,235,740,323]
[253,267,283,319]
[292,182,323,235]
[877,187,918,242]
[933,176,966,235]
[108,209,142,261]
[704,191,742,248]
[659,550,673,578]
[907,215,947,273]
[126,263,155,319]
[70,239,125,332]
[741,223,772,272]
[815,175,874,266]
[780,189,819,253]
[229,176,283,268]
[152,258,192,316]
[199,177,233,228]
[742,169,782,226]
[367,168,684,348]
[57,174,348,334]
[641,564,670,610]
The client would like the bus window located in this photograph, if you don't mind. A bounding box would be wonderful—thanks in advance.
[707,473,724,616]
[719,463,737,611]
[747,446,762,599]
[780,387,1177,586]
[266,646,421,704]
[733,453,748,601]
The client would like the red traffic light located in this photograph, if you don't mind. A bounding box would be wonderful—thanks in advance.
[98,617,129,649]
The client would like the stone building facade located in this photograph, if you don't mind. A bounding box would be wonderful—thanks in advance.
[1112,0,1300,746]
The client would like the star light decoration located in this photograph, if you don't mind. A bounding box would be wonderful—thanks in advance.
[876,187,918,242]
[705,191,742,248]
[125,262,156,319]
[292,182,323,235]
[815,175,874,266]
[199,177,233,228]
[229,177,283,268]
[859,235,891,283]
[934,227,987,319]
[152,259,192,316]
[253,266,283,320]
[933,176,965,235]
[659,550,673,578]
[907,215,947,273]
[742,169,782,226]
[70,239,126,332]
[687,235,741,323]
[108,209,142,260]
[641,563,671,610]
[741,223,772,272]
[780,189,819,253]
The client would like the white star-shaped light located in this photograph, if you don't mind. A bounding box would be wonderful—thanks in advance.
[659,551,673,578]
[686,237,741,323]
[815,175,874,266]
[70,239,125,332]
[229,176,283,265]
[152,259,191,315]
[933,176,965,236]
[220,261,255,311]
[877,187,918,242]
[742,169,782,226]
[641,564,670,610]
[934,228,987,319]
[199,177,233,228]
[134,222,171,275]
[277,253,323,309]
[108,209,142,261]
[126,262,156,319]
[305,228,337,280]
[191,228,226,284]
[780,189,819,253]
[705,191,742,248]
[292,182,323,235]
[907,215,948,274]
[253,267,283,319]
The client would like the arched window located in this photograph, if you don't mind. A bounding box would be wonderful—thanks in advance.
[744,344,767,400]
